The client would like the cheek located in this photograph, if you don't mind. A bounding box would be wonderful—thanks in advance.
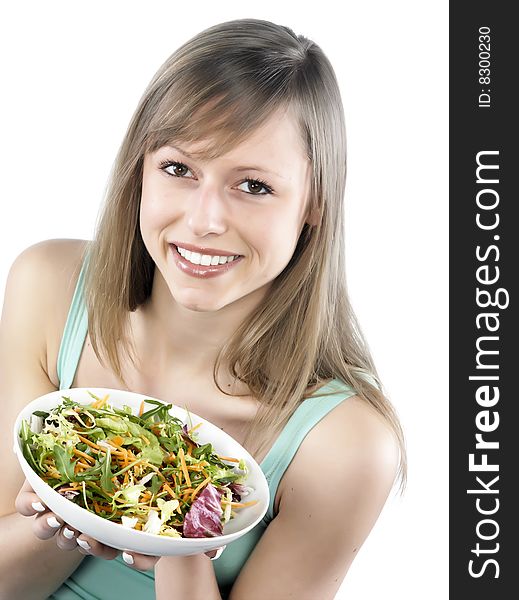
[140,181,180,235]
[251,212,301,267]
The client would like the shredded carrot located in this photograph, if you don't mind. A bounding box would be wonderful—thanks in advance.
[74,462,84,474]
[217,455,240,463]
[91,394,109,409]
[73,448,95,464]
[163,482,177,499]
[178,448,191,486]
[138,400,145,416]
[186,466,201,472]
[190,476,211,502]
[165,452,176,463]
[111,435,124,446]
[77,434,102,450]
[181,488,195,502]
[78,434,126,459]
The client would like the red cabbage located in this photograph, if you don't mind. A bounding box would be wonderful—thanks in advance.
[183,484,223,538]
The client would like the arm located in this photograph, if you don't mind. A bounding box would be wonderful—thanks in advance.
[228,395,399,600]
[0,242,87,599]
[155,554,223,600]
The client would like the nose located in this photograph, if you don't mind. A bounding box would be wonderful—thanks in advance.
[186,181,228,237]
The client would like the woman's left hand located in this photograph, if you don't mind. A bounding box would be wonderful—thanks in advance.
[68,526,226,569]
[57,525,159,571]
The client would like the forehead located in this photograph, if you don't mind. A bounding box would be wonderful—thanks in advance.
[162,110,309,173]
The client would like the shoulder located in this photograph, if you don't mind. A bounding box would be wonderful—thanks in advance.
[285,394,400,504]
[3,239,90,384]
[229,395,399,599]
[6,239,89,291]
[5,239,90,320]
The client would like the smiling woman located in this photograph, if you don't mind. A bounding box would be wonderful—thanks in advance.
[0,17,406,600]
[140,109,312,311]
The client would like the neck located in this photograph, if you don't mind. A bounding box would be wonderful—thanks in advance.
[130,269,267,379]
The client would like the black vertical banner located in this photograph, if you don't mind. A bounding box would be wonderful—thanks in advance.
[450,2,518,598]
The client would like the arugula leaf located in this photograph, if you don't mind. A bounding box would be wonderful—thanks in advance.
[100,448,115,493]
[53,445,76,482]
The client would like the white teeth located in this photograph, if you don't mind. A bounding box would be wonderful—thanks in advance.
[190,252,201,265]
[176,246,239,267]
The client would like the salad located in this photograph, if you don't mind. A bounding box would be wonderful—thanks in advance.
[19,392,256,538]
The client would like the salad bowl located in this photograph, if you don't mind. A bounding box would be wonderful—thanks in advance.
[13,387,269,556]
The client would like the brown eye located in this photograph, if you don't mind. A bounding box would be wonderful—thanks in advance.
[171,163,189,177]
[238,178,274,195]
[247,181,263,193]
[159,160,193,178]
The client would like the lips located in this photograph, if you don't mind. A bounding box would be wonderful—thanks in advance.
[171,241,241,257]
[170,244,243,279]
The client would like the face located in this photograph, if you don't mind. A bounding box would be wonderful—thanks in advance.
[140,109,312,313]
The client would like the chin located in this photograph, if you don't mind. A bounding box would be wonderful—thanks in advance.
[175,291,228,313]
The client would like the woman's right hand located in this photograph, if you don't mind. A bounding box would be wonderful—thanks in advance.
[14,480,161,570]
[14,480,118,557]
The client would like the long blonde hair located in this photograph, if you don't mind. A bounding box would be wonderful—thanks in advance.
[84,18,407,490]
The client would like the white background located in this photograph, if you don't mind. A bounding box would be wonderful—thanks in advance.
[0,2,448,598]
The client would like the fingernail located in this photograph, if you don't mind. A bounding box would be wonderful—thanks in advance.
[47,516,61,528]
[77,539,91,551]
[122,552,134,565]
[32,502,46,512]
[63,527,75,539]
[210,545,227,561]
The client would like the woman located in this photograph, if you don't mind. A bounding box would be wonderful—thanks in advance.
[0,18,406,600]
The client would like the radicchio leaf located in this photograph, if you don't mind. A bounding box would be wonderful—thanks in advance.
[229,482,248,503]
[183,484,223,538]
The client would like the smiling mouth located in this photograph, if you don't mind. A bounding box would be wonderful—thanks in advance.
[173,244,242,267]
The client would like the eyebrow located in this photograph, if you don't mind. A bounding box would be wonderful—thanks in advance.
[166,144,286,180]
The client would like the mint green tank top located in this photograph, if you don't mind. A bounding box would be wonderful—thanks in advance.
[49,256,379,599]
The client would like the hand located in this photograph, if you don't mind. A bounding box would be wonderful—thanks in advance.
[14,479,159,570]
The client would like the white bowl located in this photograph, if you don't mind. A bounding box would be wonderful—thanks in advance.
[13,387,269,556]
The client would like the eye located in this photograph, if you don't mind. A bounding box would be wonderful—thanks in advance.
[237,178,274,195]
[159,160,195,179]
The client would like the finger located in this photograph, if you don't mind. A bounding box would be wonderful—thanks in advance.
[31,511,65,540]
[75,535,119,560]
[15,481,47,517]
[55,525,81,551]
[121,551,160,572]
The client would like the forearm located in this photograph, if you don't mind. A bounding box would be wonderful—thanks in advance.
[155,554,222,600]
[0,512,84,600]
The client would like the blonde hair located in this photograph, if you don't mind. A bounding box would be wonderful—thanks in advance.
[84,18,407,490]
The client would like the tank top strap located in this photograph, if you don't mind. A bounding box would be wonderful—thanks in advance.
[56,253,90,390]
[260,372,381,522]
